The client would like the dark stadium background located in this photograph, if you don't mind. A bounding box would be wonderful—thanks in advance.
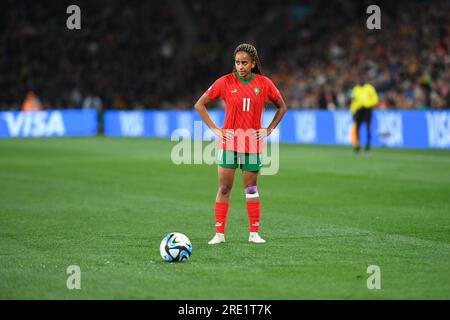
[1,0,449,111]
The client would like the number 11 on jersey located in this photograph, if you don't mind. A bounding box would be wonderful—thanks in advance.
[242,98,250,112]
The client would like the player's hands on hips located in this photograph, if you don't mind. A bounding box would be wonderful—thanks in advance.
[253,128,272,140]
[212,128,234,143]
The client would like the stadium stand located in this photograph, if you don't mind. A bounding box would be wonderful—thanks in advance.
[1,0,449,110]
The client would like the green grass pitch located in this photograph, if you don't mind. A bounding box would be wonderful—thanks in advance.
[0,137,449,299]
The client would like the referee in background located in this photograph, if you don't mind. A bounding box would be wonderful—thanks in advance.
[350,78,379,153]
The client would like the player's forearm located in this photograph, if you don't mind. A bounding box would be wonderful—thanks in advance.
[267,102,287,133]
[194,103,218,130]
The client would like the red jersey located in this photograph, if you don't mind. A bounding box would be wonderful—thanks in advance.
[205,72,281,153]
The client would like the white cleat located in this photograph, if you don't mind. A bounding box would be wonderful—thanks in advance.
[248,232,266,244]
[208,233,225,245]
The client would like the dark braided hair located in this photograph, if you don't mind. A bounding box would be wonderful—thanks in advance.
[233,43,263,75]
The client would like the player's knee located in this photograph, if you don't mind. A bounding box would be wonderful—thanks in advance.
[218,185,232,196]
[245,186,259,199]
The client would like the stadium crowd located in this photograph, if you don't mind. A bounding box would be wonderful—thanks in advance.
[1,0,449,111]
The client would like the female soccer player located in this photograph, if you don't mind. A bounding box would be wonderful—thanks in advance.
[194,43,287,244]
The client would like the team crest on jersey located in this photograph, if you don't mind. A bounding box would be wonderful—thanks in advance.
[254,87,260,95]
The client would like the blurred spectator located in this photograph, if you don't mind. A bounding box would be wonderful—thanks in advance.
[82,94,102,111]
[21,91,42,111]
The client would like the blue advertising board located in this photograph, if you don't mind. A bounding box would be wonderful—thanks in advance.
[0,110,97,138]
[105,109,450,150]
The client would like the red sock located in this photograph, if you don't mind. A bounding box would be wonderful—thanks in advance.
[246,201,260,232]
[215,202,229,234]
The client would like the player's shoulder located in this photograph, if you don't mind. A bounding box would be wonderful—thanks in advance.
[256,74,278,90]
[254,74,273,83]
[208,74,233,92]
[216,73,235,83]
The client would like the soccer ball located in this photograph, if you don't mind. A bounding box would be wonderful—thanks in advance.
[160,232,192,263]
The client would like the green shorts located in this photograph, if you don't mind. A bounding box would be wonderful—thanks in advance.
[217,150,262,172]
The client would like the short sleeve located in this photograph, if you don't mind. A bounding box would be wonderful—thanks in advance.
[266,77,282,102]
[205,77,225,100]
